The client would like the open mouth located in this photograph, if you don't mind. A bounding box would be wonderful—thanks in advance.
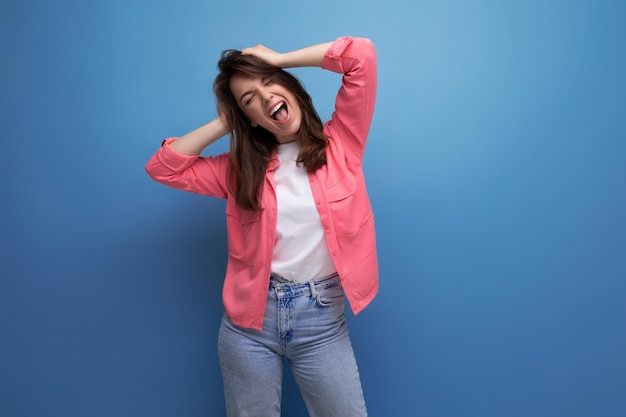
[270,101,288,121]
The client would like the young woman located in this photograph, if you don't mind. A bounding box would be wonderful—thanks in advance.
[146,36,378,417]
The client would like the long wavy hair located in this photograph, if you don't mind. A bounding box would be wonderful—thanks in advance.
[214,50,328,211]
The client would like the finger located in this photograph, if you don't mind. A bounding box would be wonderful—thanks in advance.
[241,45,265,55]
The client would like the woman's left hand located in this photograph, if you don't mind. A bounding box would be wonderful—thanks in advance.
[241,45,283,67]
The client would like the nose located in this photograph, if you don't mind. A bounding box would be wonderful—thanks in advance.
[260,86,273,103]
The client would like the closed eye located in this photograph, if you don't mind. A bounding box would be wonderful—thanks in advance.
[241,92,255,105]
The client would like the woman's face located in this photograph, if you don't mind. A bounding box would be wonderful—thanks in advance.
[230,72,302,143]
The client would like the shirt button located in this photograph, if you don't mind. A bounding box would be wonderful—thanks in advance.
[332,250,337,256]
[316,200,321,205]
[324,223,329,229]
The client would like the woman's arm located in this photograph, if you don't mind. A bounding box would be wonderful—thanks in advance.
[145,116,230,198]
[168,116,229,156]
[321,37,378,159]
[241,42,334,69]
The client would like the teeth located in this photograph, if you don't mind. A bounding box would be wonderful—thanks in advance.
[270,102,283,116]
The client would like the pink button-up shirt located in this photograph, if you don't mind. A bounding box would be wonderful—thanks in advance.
[146,36,378,330]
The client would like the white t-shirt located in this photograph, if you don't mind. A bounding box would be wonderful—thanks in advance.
[270,141,337,282]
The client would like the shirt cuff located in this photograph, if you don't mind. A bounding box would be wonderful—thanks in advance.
[156,137,199,171]
[321,36,354,73]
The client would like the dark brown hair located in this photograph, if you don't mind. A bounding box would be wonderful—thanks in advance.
[214,50,327,211]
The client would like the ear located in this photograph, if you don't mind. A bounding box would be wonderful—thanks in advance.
[250,121,258,127]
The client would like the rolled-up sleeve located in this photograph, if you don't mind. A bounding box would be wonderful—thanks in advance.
[145,137,230,199]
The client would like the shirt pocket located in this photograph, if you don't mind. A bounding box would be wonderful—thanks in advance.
[326,170,362,239]
[225,202,262,263]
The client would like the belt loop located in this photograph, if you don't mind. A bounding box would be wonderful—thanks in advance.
[308,280,317,298]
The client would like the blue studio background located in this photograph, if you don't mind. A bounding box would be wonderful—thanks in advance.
[2,0,625,416]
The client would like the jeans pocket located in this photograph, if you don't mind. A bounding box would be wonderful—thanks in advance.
[315,284,345,308]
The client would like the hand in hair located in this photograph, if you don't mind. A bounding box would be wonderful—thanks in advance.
[241,45,283,68]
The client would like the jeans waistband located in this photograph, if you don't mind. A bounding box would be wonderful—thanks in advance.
[269,272,340,298]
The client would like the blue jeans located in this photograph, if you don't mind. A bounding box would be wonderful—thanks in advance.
[218,273,368,417]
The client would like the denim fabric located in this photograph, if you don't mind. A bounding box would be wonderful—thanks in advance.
[218,273,368,417]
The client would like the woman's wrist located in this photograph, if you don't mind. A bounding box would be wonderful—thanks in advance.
[279,42,333,68]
